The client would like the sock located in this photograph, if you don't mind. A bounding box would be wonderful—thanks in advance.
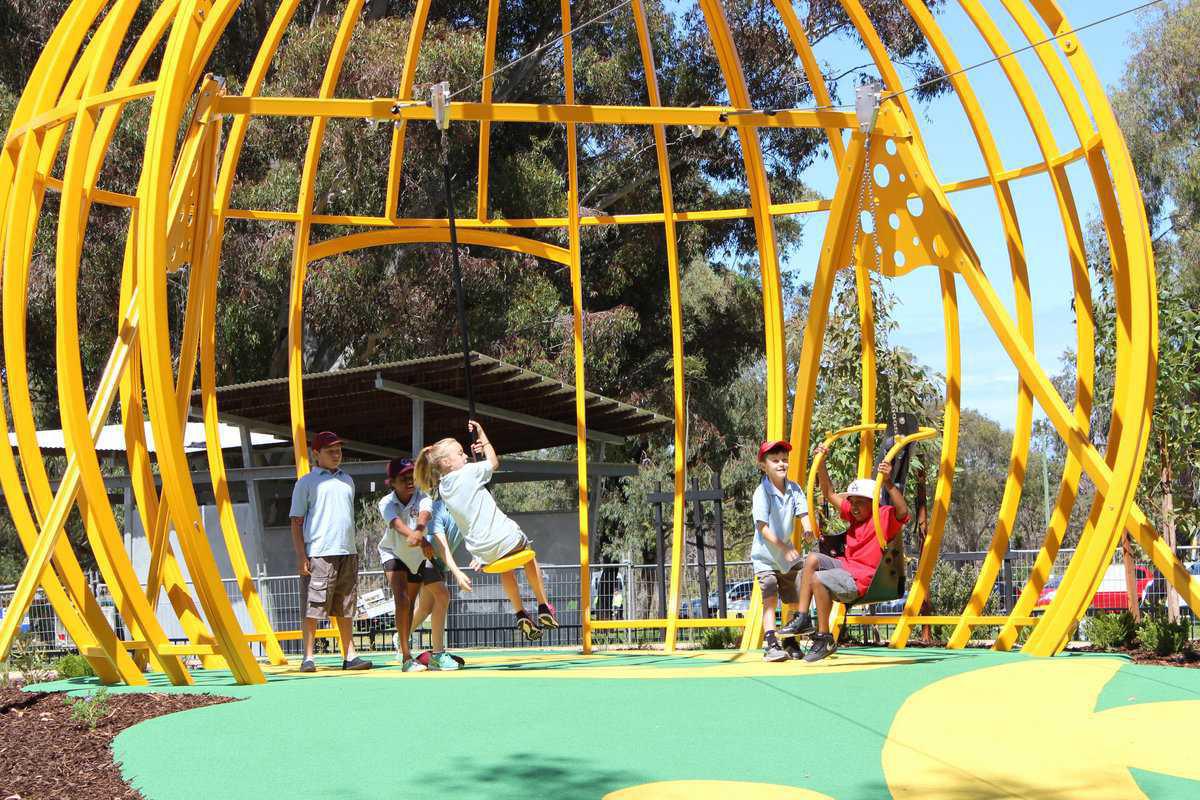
[765,631,779,646]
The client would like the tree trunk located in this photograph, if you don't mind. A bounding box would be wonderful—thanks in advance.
[1122,532,1140,623]
[1160,432,1180,623]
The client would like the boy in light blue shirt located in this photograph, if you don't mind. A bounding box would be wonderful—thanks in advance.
[289,431,372,673]
[751,439,812,662]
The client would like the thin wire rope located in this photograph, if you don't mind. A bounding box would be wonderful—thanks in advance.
[448,0,634,100]
[880,0,1166,103]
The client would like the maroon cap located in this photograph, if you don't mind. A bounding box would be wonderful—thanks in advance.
[310,431,342,451]
[757,439,792,460]
[386,457,415,481]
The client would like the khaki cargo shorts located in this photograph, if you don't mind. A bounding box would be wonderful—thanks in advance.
[301,554,359,620]
[756,567,804,604]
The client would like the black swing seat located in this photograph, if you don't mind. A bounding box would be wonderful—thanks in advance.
[851,530,906,606]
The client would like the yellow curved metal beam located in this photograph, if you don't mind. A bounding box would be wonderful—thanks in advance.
[1021,0,1157,656]
[307,226,570,264]
[871,428,938,548]
[630,0,688,653]
[136,0,263,684]
[695,0,785,442]
[958,0,1095,650]
[886,0,1035,652]
[804,424,888,538]
[287,0,366,473]
[384,0,431,222]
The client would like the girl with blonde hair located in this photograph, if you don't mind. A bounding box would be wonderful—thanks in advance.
[415,420,558,640]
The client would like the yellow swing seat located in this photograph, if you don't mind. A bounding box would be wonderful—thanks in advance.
[482,548,536,574]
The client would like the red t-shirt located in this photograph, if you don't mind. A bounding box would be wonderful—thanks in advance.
[838,498,908,595]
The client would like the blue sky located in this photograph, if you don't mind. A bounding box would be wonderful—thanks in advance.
[776,0,1152,430]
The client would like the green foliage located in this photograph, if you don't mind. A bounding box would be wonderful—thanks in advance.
[1082,611,1137,651]
[54,653,96,679]
[1136,610,1192,657]
[65,687,112,730]
[699,626,739,650]
[927,561,979,617]
[5,632,49,673]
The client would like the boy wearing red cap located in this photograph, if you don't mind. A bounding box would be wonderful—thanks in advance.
[783,445,909,662]
[751,439,812,662]
[289,431,372,673]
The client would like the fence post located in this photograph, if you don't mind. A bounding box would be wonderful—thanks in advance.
[713,472,727,618]
[653,482,666,618]
[692,478,710,618]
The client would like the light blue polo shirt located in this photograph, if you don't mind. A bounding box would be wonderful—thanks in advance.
[428,499,463,554]
[289,467,356,557]
[750,476,809,574]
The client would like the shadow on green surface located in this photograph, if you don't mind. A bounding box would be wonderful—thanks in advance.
[413,754,647,800]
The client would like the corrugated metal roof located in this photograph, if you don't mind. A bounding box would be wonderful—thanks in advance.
[190,352,671,456]
[9,422,284,454]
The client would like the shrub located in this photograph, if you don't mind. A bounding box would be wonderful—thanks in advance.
[54,653,96,678]
[65,688,111,730]
[1082,611,1137,650]
[700,626,738,650]
[1137,612,1192,657]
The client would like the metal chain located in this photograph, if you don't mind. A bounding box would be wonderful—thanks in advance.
[853,136,903,440]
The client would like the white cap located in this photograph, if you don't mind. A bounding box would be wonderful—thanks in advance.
[845,478,877,499]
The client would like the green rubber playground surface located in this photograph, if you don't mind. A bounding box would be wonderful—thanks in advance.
[27,647,1200,799]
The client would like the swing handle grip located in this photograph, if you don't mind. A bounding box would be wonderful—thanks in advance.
[871,428,937,548]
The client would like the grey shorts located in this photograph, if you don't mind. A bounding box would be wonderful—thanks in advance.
[301,554,359,620]
[756,567,803,604]
[812,553,860,603]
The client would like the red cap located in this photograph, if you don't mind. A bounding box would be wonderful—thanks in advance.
[310,431,342,451]
[757,439,792,460]
[386,457,415,481]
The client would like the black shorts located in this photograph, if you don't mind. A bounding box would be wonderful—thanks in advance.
[382,558,444,585]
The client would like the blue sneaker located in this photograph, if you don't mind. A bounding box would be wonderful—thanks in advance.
[429,651,460,671]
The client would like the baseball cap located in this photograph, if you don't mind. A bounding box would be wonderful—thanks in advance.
[310,431,342,450]
[387,457,415,481]
[757,439,792,461]
[845,478,877,499]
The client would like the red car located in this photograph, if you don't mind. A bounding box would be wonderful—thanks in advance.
[1035,565,1155,612]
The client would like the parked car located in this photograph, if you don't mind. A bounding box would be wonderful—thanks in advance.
[680,580,755,618]
[1035,565,1155,612]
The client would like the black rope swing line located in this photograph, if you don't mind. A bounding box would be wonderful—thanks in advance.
[430,83,478,456]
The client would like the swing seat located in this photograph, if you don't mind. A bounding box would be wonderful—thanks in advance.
[853,533,906,606]
[482,548,536,574]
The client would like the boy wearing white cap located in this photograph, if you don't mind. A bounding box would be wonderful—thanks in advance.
[782,444,909,662]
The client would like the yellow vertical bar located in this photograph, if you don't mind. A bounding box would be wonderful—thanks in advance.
[476,0,501,222]
[559,0,592,655]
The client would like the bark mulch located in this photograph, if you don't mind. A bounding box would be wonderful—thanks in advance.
[0,684,235,799]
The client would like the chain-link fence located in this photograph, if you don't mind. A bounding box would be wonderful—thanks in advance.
[4,545,1199,657]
